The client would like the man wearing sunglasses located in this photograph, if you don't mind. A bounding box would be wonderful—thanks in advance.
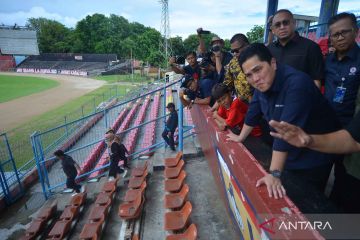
[268,9,324,89]
[222,33,252,103]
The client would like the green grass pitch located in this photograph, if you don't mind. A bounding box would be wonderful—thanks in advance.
[0,75,59,103]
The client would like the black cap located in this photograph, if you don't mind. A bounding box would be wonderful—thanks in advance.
[166,102,175,108]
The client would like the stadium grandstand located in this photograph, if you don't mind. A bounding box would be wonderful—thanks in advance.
[2,2,360,240]
[0,27,39,71]
[16,53,129,76]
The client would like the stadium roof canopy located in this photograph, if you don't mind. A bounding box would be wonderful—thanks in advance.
[0,29,39,55]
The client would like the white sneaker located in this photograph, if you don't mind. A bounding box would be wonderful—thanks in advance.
[80,186,85,193]
[108,176,115,181]
[71,192,77,196]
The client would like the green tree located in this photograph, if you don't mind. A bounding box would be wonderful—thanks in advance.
[169,36,185,57]
[27,18,72,53]
[246,25,265,43]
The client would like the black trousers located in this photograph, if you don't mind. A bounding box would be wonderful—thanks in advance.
[66,175,81,193]
[162,129,175,148]
[281,163,338,213]
[109,159,123,178]
[330,160,360,213]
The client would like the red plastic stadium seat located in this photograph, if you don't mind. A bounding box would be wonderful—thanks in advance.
[164,184,189,209]
[164,201,192,231]
[165,151,183,167]
[164,160,184,179]
[131,161,149,177]
[124,181,147,202]
[88,205,107,222]
[79,222,102,240]
[68,192,86,207]
[118,195,144,220]
[37,203,57,220]
[22,202,57,240]
[128,170,148,189]
[59,206,79,221]
[95,192,112,206]
[47,220,72,239]
[164,170,186,192]
[166,223,198,240]
[102,181,116,196]
[24,219,45,239]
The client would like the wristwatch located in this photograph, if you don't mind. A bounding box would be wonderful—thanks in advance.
[269,170,281,178]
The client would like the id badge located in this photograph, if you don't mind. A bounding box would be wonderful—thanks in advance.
[333,86,346,103]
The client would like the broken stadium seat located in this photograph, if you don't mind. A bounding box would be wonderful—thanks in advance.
[118,194,144,220]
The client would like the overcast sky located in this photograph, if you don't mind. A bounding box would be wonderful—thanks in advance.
[1,0,359,39]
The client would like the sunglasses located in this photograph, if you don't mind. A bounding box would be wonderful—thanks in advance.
[273,19,291,29]
[230,45,245,54]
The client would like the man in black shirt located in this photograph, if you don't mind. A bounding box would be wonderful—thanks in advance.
[162,102,178,151]
[268,9,324,88]
[54,150,82,193]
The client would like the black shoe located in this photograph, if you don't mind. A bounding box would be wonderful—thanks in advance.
[170,146,176,151]
[118,168,125,174]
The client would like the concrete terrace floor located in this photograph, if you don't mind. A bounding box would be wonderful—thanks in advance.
[0,135,239,240]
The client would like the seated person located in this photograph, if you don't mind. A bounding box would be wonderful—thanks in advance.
[169,51,200,80]
[211,83,262,136]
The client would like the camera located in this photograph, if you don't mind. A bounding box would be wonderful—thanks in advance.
[199,60,210,68]
[198,29,211,34]
[183,88,197,100]
[211,45,221,52]
[175,56,185,65]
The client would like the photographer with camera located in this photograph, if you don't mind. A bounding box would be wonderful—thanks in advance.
[169,51,201,80]
[178,59,216,109]
[197,28,232,80]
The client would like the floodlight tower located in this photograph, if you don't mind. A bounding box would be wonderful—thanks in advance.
[159,0,172,67]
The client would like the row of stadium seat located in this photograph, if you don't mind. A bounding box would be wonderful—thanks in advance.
[163,152,198,240]
[140,93,161,156]
[124,97,151,154]
[47,191,87,239]
[88,108,129,179]
[21,201,57,240]
[79,102,140,181]
[79,177,120,239]
[118,161,149,240]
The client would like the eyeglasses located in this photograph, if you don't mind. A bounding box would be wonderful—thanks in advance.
[273,19,291,29]
[330,29,353,40]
